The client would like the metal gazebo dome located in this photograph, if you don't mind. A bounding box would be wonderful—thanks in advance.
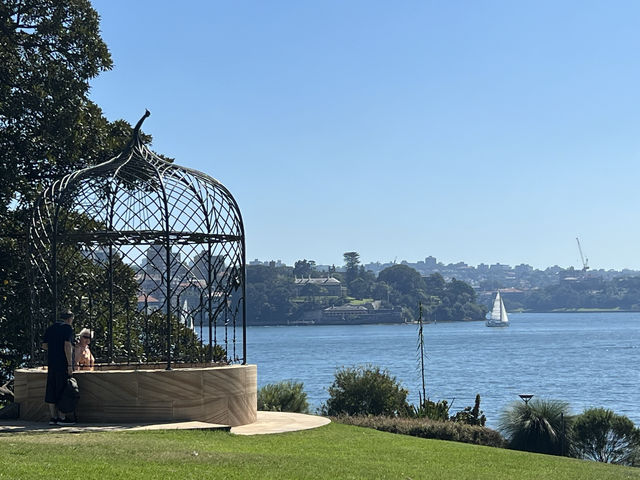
[28,111,246,369]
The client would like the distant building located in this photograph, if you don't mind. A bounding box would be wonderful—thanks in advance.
[293,276,342,296]
[192,250,226,280]
[319,301,403,324]
[249,259,286,267]
[424,256,437,268]
[144,244,187,277]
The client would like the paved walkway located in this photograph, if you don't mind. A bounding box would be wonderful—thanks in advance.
[0,411,330,435]
[232,411,330,435]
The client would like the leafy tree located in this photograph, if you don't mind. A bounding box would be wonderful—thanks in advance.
[377,265,427,321]
[371,281,391,303]
[343,251,360,285]
[0,1,158,384]
[348,277,369,300]
[445,278,476,304]
[257,381,310,413]
[0,0,115,211]
[245,264,296,325]
[293,259,316,278]
[374,265,486,321]
[572,408,640,465]
[499,398,572,456]
[378,264,426,295]
[424,273,446,297]
[322,365,409,416]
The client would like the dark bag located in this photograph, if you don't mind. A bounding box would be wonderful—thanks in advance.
[57,377,80,414]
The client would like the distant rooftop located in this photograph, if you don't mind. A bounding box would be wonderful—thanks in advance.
[294,277,341,285]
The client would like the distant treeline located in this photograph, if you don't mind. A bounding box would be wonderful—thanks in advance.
[502,276,640,312]
[246,254,488,325]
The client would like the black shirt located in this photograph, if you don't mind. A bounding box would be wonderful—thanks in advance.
[43,321,74,371]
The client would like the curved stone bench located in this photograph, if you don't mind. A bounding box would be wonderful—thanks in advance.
[14,364,257,426]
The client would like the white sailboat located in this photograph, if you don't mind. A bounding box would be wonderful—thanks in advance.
[486,291,509,327]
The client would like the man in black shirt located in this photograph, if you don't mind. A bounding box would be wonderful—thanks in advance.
[42,310,75,425]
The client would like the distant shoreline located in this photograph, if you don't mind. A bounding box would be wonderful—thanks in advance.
[511,308,640,314]
[245,309,640,327]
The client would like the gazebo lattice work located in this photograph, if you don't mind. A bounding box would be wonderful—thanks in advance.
[28,111,246,369]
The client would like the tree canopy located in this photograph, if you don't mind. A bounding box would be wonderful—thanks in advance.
[0,0,117,212]
[572,408,640,465]
[343,251,360,285]
[0,0,152,384]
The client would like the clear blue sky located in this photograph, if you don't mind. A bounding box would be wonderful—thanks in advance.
[90,0,640,270]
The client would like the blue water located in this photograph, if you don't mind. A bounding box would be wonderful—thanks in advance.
[233,313,640,427]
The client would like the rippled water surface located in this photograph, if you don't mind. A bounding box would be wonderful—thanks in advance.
[237,313,640,426]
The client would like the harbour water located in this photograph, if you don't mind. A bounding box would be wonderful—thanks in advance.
[238,312,640,427]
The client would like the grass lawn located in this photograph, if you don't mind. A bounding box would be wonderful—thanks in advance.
[1,423,638,479]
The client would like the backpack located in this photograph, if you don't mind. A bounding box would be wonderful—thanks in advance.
[57,377,80,414]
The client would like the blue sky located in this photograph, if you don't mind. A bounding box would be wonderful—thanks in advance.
[90,1,640,270]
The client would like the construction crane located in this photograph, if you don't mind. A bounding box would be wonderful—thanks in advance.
[576,237,589,272]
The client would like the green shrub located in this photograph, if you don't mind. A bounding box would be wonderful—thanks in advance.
[321,365,409,416]
[572,407,640,466]
[257,381,310,413]
[333,415,506,448]
[406,398,450,421]
[450,394,487,426]
[499,398,572,456]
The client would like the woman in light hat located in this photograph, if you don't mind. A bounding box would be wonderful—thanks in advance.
[74,328,95,371]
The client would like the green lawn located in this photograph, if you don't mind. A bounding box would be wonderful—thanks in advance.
[1,423,638,480]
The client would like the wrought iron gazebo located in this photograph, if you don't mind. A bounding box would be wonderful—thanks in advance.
[27,111,246,369]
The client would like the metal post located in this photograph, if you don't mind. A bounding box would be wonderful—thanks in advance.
[88,293,93,360]
[207,244,214,362]
[175,293,180,362]
[52,209,58,324]
[241,242,247,365]
[165,243,172,370]
[27,230,35,366]
[126,299,131,365]
[224,295,229,360]
[560,412,565,455]
[108,243,114,363]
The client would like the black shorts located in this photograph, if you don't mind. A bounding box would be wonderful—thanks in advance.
[45,370,68,404]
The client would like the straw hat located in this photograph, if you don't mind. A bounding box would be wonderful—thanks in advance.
[78,327,93,339]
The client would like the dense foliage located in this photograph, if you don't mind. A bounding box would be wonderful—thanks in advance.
[246,258,487,324]
[321,365,409,416]
[257,381,310,414]
[0,0,113,211]
[1,0,113,385]
[333,415,506,448]
[504,275,640,312]
[245,264,325,325]
[407,398,451,422]
[572,408,640,466]
[386,269,486,321]
[0,1,168,385]
[450,394,487,426]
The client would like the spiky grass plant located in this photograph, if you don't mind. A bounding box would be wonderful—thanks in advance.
[498,398,572,455]
[257,380,310,413]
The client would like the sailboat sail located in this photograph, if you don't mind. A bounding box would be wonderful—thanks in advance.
[500,298,509,324]
[487,291,509,327]
[490,292,503,321]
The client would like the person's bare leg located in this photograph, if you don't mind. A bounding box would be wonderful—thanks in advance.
[48,403,59,424]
